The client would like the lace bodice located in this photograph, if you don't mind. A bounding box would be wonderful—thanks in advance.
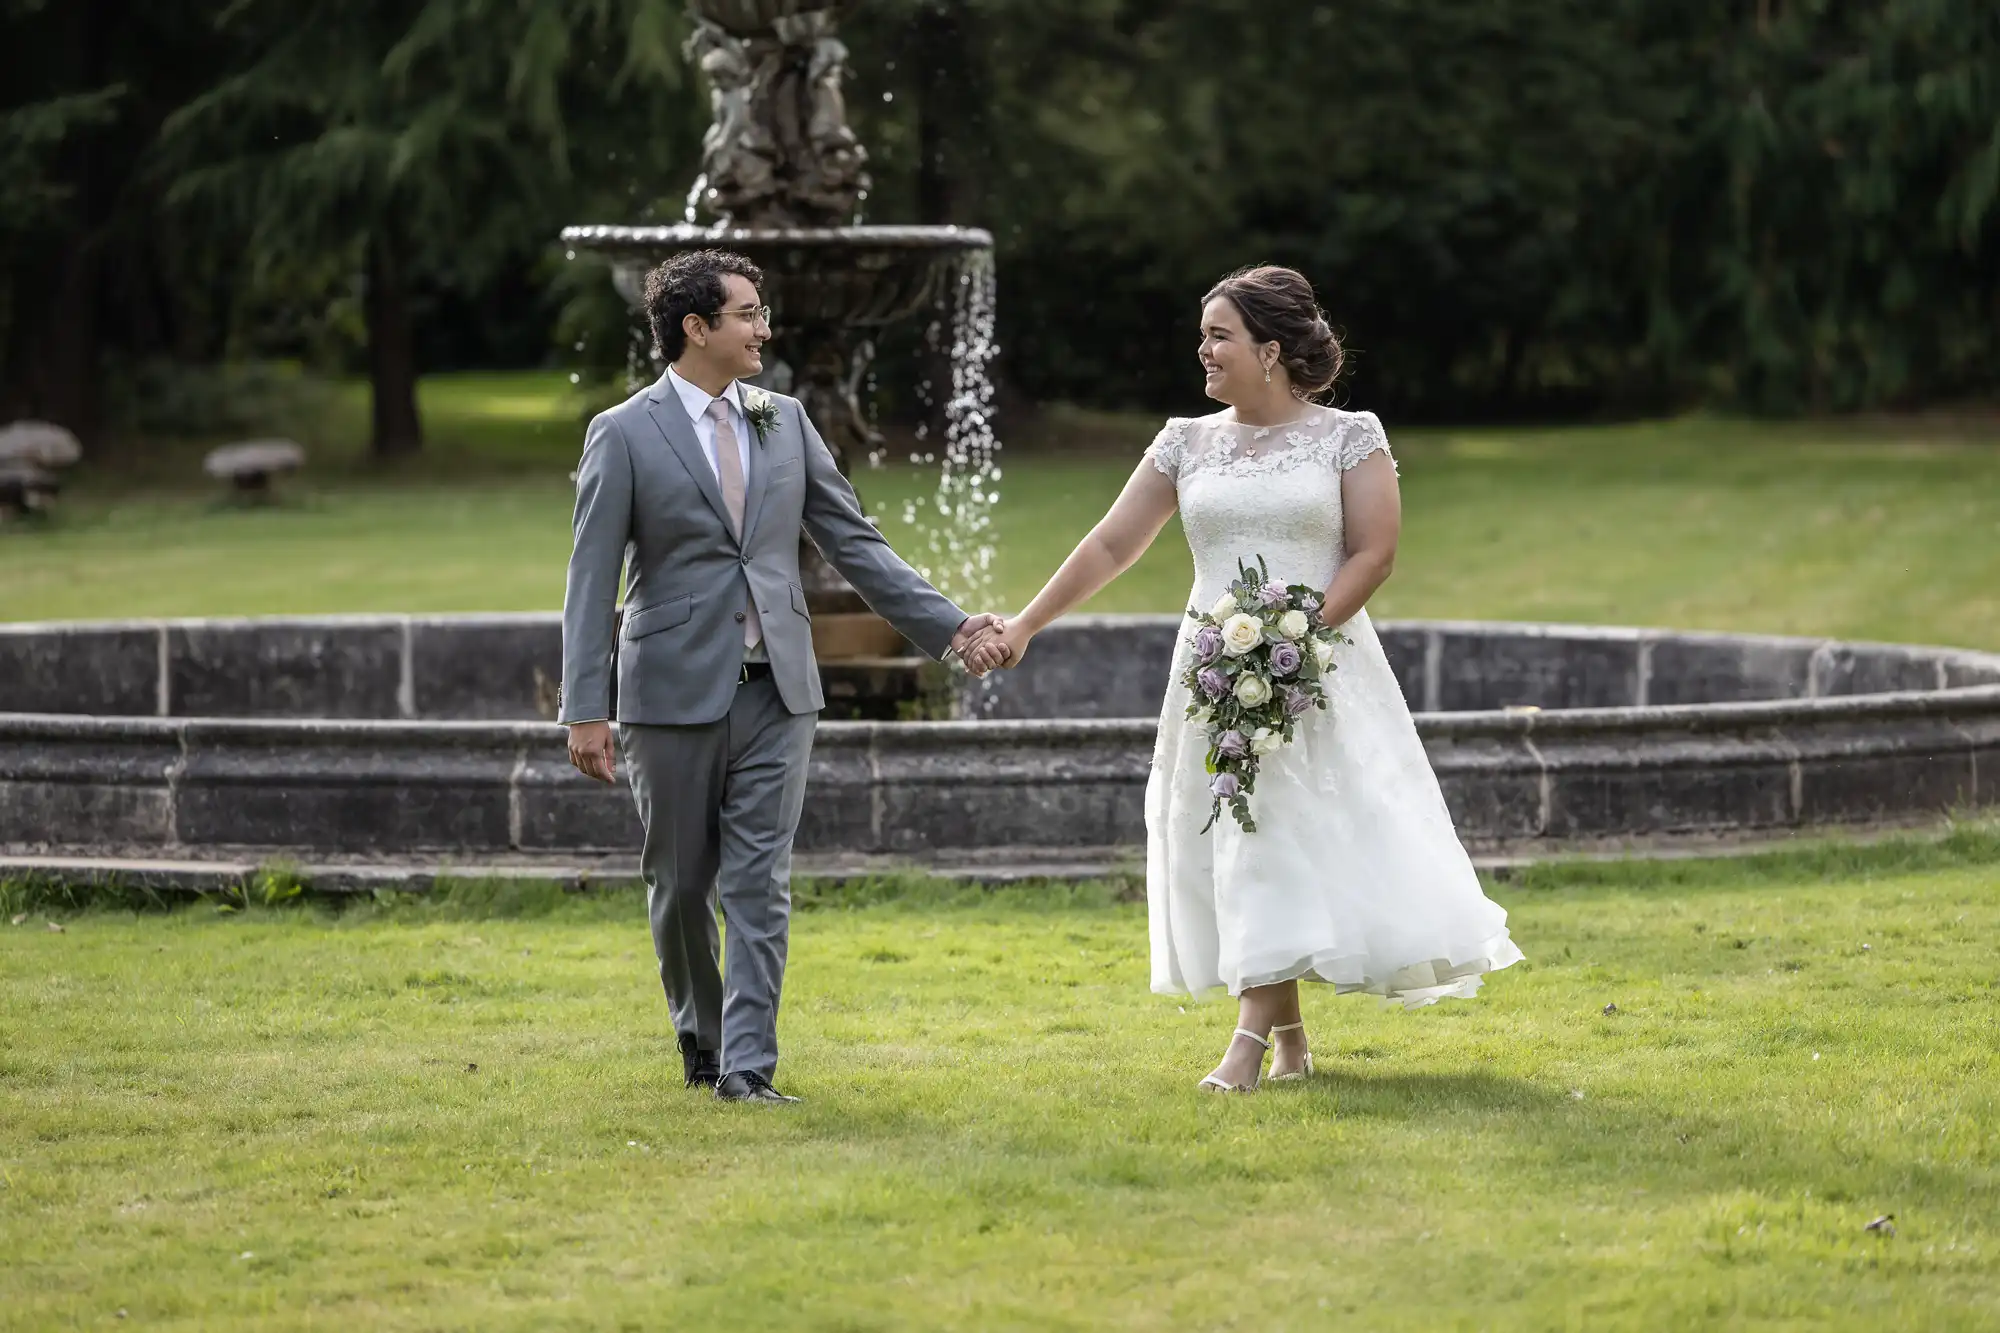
[1146,408,1394,605]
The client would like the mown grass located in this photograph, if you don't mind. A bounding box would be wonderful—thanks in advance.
[3,372,1997,650]
[3,829,1998,1329]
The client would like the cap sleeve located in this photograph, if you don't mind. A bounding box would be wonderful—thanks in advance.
[1336,410,1396,473]
[1146,417,1191,480]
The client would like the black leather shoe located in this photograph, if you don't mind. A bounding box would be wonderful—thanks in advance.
[715,1071,800,1104]
[679,1034,721,1090]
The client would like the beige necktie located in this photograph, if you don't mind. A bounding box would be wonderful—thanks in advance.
[708,398,761,650]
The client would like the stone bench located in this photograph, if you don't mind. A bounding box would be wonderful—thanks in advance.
[203,439,306,494]
[0,420,82,516]
[0,463,59,518]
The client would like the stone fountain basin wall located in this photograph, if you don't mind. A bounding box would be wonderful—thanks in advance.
[2,614,1997,860]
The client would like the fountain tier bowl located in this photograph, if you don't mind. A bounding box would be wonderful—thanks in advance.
[4,615,1998,878]
[561,224,994,326]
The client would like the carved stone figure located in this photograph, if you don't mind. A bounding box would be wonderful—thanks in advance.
[687,21,783,222]
[685,3,868,227]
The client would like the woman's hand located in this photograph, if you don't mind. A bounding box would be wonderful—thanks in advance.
[967,619,1033,673]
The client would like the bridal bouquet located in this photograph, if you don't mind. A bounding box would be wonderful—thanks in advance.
[1181,557,1349,833]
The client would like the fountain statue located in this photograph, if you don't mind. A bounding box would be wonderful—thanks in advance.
[562,0,998,716]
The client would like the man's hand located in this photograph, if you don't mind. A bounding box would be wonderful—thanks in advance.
[951,613,1009,677]
[965,618,1028,674]
[567,720,618,784]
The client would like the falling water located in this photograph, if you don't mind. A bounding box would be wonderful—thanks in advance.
[624,321,656,394]
[683,173,709,225]
[907,250,1002,613]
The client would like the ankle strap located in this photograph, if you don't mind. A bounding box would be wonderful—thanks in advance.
[1271,1022,1305,1034]
[1232,1027,1271,1049]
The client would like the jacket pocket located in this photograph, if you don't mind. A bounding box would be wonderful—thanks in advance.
[622,593,694,640]
[789,583,811,620]
[769,457,802,479]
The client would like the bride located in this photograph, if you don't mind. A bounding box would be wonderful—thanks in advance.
[973,265,1523,1092]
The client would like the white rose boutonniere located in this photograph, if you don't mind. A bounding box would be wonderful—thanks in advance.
[741,387,782,444]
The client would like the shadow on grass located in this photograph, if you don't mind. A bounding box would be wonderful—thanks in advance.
[1276,1067,1561,1119]
[1493,818,2000,897]
[4,818,1994,923]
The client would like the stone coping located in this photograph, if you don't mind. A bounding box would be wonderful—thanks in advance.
[6,612,1997,722]
[6,613,1996,860]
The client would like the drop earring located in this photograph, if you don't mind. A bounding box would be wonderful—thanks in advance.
[1264,361,1272,384]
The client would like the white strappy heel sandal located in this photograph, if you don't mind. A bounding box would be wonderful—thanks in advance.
[1197,1028,1269,1093]
[1267,1021,1315,1081]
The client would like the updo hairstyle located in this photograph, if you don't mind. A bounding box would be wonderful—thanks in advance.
[1202,265,1343,400]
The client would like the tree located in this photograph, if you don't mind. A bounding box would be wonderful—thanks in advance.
[0,0,238,439]
[160,0,688,457]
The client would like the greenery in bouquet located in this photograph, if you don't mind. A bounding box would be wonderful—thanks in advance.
[1181,557,1350,833]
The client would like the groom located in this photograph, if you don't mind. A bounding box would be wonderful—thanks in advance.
[559,249,1003,1104]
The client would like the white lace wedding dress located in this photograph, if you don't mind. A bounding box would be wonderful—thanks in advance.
[1144,408,1524,1006]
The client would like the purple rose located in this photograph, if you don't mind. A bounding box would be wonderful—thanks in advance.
[1193,624,1224,663]
[1210,772,1242,799]
[1301,592,1322,614]
[1283,686,1313,717]
[1269,641,1303,677]
[1197,667,1230,700]
[1258,584,1290,608]
[1215,729,1249,759]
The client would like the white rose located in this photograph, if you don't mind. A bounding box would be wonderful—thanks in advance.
[1311,637,1336,669]
[742,387,771,412]
[1278,609,1310,639]
[1250,726,1284,755]
[1191,705,1214,725]
[1210,592,1239,620]
[1220,612,1264,656]
[1234,672,1272,707]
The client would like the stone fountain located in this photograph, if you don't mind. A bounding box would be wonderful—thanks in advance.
[561,0,996,717]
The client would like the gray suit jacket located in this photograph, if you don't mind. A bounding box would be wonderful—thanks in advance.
[559,372,968,726]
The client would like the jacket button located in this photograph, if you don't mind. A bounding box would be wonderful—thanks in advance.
[734,612,747,623]
[740,556,750,566]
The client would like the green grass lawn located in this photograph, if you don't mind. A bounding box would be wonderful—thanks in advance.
[5,372,1998,650]
[3,832,1998,1329]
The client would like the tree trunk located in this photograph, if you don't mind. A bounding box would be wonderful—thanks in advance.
[913,2,987,226]
[912,2,989,443]
[29,235,101,443]
[364,227,422,459]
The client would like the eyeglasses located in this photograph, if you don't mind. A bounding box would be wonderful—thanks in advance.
[716,304,773,326]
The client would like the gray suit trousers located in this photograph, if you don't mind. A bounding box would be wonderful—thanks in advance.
[618,677,817,1080]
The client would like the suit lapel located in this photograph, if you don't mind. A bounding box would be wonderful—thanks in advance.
[644,377,734,537]
[739,395,774,547]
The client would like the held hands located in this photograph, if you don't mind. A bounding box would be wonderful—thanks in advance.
[951,613,1011,677]
[964,618,1031,675]
[567,720,617,784]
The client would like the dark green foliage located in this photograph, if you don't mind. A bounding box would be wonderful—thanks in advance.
[155,0,699,455]
[851,0,2000,418]
[2,0,1995,438]
[0,0,702,450]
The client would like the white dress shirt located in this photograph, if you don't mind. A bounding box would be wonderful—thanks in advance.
[667,366,753,486]
[666,365,766,662]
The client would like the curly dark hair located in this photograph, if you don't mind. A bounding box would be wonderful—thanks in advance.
[643,249,766,363]
[1202,265,1344,400]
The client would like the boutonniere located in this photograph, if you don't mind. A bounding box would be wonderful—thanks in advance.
[741,387,781,445]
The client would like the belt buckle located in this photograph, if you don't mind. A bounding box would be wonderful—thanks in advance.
[739,661,753,684]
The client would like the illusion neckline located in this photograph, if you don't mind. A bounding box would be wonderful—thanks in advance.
[1209,410,1330,438]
